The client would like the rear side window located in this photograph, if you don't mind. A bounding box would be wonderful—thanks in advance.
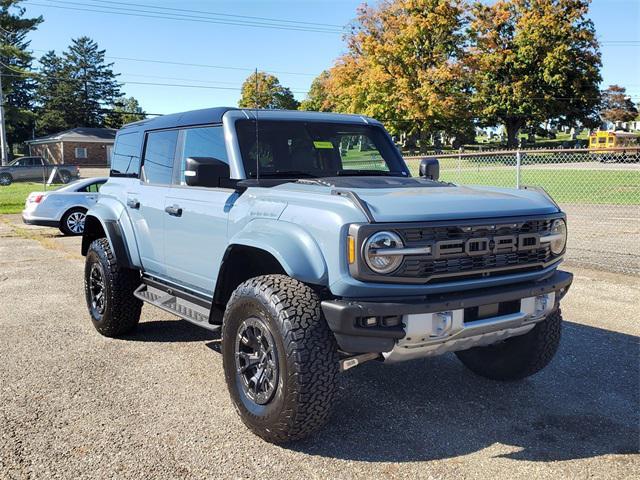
[111,131,141,177]
[77,181,105,193]
[177,126,228,185]
[142,130,178,185]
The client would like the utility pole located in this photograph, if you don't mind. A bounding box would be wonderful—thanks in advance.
[0,72,8,165]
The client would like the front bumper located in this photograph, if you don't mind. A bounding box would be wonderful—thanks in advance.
[321,269,573,354]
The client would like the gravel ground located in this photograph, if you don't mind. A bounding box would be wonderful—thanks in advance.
[562,203,640,276]
[0,217,638,479]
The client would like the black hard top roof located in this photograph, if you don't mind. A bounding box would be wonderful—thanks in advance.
[121,107,236,131]
[119,107,379,133]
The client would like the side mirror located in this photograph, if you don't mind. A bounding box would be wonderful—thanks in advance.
[184,157,230,187]
[419,158,440,180]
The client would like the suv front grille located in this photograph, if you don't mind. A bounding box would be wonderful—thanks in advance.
[387,217,558,283]
[398,245,553,281]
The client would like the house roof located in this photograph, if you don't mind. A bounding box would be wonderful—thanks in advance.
[27,127,117,144]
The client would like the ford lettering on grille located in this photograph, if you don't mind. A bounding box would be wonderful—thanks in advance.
[432,233,541,259]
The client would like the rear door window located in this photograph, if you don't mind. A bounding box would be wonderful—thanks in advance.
[111,131,142,177]
[142,130,178,185]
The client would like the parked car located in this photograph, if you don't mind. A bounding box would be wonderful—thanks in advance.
[22,177,107,235]
[81,108,572,443]
[0,156,80,186]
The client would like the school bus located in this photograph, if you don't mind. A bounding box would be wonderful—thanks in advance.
[589,130,638,150]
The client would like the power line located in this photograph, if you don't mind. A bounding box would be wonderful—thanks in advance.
[90,0,344,28]
[29,48,319,77]
[26,0,344,34]
[0,70,310,94]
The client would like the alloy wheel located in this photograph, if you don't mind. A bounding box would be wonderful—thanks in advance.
[89,262,106,315]
[66,211,86,234]
[235,317,279,405]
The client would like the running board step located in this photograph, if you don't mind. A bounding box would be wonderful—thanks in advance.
[134,284,220,332]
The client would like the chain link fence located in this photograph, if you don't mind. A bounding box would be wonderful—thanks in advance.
[405,148,640,275]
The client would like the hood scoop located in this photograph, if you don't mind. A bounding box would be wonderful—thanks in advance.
[297,176,451,189]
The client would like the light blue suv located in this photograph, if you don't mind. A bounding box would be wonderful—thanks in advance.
[81,107,573,443]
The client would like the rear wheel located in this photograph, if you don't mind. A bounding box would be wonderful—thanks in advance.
[0,173,12,186]
[60,207,87,235]
[84,238,142,337]
[222,274,339,443]
[455,309,563,381]
[58,170,71,183]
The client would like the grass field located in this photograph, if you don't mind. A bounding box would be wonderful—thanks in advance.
[437,169,640,205]
[0,182,62,214]
[0,168,637,214]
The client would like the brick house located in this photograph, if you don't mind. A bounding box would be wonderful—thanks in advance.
[27,127,116,166]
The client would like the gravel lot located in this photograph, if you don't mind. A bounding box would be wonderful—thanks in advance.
[562,203,640,276]
[0,217,638,479]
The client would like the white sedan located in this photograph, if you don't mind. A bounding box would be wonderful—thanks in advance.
[22,177,107,235]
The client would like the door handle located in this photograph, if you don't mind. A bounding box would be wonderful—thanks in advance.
[165,205,182,217]
[127,198,140,209]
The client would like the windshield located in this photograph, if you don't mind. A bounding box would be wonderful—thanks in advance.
[236,120,409,178]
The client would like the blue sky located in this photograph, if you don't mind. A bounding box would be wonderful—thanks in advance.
[21,0,640,115]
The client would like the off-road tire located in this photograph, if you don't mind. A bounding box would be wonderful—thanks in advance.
[59,207,87,235]
[455,309,562,381]
[222,274,339,443]
[0,173,12,186]
[84,238,142,337]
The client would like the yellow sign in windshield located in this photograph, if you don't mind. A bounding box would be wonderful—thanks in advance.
[313,141,334,149]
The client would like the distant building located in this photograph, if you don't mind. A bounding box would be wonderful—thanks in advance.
[27,127,116,166]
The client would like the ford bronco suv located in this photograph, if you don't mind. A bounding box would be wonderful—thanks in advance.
[81,108,572,443]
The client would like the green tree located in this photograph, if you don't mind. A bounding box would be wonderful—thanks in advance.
[63,36,122,127]
[36,37,124,134]
[35,50,74,134]
[0,0,43,155]
[105,96,146,128]
[600,85,637,124]
[299,70,331,111]
[322,0,472,143]
[238,71,299,110]
[467,0,602,147]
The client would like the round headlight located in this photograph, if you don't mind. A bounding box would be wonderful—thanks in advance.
[549,219,567,255]
[364,231,404,274]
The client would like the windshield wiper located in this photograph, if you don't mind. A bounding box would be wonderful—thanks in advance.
[256,171,318,178]
[336,170,403,177]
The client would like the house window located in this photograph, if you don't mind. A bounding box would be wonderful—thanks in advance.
[75,147,88,159]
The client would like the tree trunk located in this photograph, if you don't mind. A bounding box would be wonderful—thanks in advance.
[505,118,523,148]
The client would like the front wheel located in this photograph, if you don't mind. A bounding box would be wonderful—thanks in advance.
[455,309,563,381]
[0,173,12,186]
[222,275,339,443]
[84,238,142,337]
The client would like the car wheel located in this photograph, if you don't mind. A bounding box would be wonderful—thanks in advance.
[222,274,339,443]
[60,208,87,235]
[58,170,71,183]
[455,309,562,381]
[0,173,12,186]
[84,238,142,337]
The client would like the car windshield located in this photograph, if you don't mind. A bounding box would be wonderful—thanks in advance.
[236,120,408,179]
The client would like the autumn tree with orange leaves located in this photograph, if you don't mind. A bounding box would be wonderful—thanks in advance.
[313,0,473,145]
[305,0,604,149]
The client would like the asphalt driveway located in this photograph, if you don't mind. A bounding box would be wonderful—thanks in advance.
[0,217,638,479]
